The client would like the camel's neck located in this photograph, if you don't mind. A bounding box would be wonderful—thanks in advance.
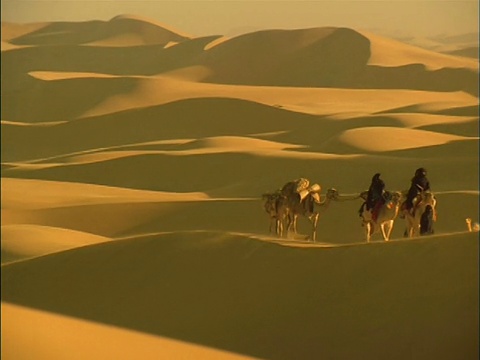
[316,195,331,209]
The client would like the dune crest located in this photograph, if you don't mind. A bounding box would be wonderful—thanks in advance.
[362,30,479,71]
[337,126,475,152]
[1,224,110,263]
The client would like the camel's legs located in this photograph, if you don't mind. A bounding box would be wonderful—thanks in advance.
[365,221,372,242]
[380,223,387,240]
[270,218,275,234]
[381,220,394,241]
[287,214,298,237]
[310,213,319,242]
[275,219,281,237]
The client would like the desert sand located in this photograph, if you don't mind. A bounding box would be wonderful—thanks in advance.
[1,15,479,360]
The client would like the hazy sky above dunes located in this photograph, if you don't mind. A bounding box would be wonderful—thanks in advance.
[2,0,478,38]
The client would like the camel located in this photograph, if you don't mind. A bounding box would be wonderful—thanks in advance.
[262,191,289,237]
[466,218,480,232]
[360,191,403,242]
[401,191,437,238]
[284,186,339,242]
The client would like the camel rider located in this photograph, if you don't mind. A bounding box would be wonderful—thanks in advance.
[405,167,430,213]
[359,173,385,217]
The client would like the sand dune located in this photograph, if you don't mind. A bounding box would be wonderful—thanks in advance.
[362,31,478,70]
[1,178,210,209]
[6,15,191,47]
[1,15,479,360]
[1,224,110,264]
[2,302,255,360]
[3,73,478,123]
[335,126,475,152]
[2,22,478,94]
[2,231,478,360]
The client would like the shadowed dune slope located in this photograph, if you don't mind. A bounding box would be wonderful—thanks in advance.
[1,36,218,93]
[3,146,478,198]
[2,231,478,360]
[2,97,325,159]
[202,27,478,94]
[202,27,371,86]
[443,46,479,59]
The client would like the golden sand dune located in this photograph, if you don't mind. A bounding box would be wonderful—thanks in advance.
[1,21,48,42]
[203,27,478,90]
[3,73,478,122]
[362,31,478,70]
[369,112,478,129]
[2,302,255,360]
[336,126,475,152]
[2,22,478,94]
[2,16,479,360]
[1,178,210,210]
[2,231,478,359]
[1,224,110,264]
[4,15,191,47]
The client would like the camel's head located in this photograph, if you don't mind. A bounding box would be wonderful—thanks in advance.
[384,191,402,209]
[422,191,436,205]
[359,190,369,201]
[326,188,339,200]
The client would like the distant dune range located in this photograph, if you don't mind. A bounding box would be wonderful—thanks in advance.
[1,15,479,360]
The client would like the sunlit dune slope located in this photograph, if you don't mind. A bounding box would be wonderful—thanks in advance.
[1,178,210,209]
[1,224,110,264]
[327,126,476,152]
[2,302,255,360]
[2,231,478,360]
[1,178,214,238]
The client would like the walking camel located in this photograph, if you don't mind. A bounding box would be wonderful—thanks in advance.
[360,190,403,242]
[262,191,289,237]
[284,185,339,242]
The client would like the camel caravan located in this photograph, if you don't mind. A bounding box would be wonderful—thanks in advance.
[262,178,339,242]
[262,174,441,243]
